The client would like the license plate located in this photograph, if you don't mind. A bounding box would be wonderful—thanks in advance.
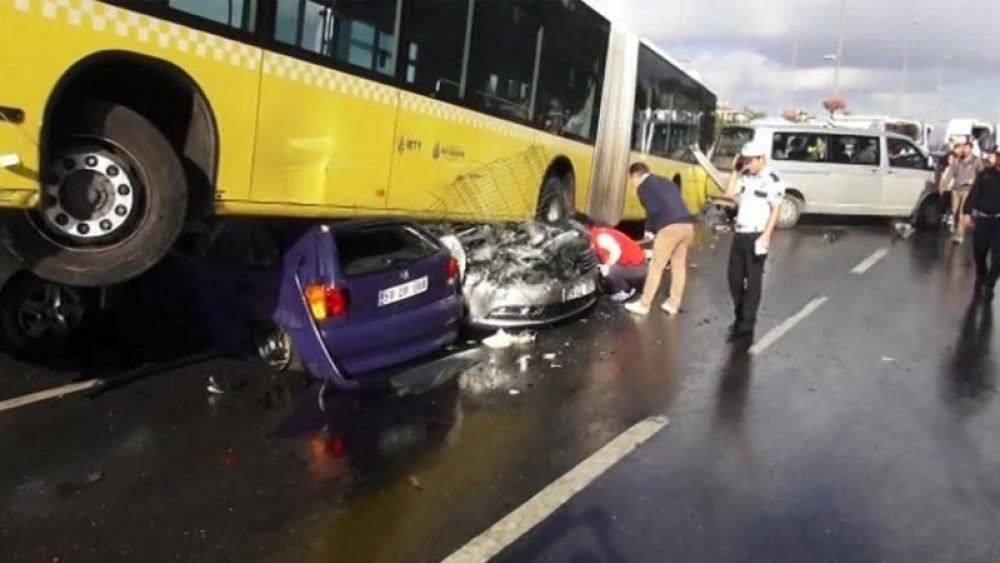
[563,279,595,301]
[378,276,428,306]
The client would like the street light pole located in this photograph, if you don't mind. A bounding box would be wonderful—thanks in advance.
[677,0,686,59]
[789,24,798,110]
[831,0,847,97]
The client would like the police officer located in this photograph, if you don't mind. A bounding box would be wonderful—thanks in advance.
[721,141,786,342]
[962,147,1000,301]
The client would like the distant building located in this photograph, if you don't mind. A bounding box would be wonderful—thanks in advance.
[716,101,752,124]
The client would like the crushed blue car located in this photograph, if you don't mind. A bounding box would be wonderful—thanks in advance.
[182,219,464,391]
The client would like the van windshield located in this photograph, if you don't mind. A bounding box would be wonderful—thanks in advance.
[885,122,920,143]
[712,127,754,171]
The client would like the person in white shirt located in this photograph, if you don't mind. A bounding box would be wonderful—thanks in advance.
[717,141,786,343]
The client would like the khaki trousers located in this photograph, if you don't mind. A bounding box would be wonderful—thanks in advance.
[639,222,695,308]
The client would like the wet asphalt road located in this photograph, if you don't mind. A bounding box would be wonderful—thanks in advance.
[2,220,1000,563]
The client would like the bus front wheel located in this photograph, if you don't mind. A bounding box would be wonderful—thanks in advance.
[2,102,188,287]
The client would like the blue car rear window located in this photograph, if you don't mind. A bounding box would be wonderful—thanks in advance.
[336,225,439,278]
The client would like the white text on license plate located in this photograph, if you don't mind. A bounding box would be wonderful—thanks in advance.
[379,276,428,306]
[563,279,595,301]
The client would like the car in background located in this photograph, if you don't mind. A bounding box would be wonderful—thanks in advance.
[183,219,464,392]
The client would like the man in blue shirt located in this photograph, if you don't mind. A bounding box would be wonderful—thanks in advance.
[624,162,695,316]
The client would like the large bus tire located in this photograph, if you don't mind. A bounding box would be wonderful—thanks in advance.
[1,101,188,287]
[536,176,574,224]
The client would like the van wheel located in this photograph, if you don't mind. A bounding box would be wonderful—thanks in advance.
[777,194,804,229]
[536,176,574,224]
[916,195,945,232]
[0,101,188,287]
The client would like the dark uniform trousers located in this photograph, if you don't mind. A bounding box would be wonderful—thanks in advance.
[728,232,766,334]
[972,214,1000,290]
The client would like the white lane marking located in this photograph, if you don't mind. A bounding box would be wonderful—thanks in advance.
[750,296,828,356]
[441,415,669,563]
[0,379,100,413]
[851,248,889,274]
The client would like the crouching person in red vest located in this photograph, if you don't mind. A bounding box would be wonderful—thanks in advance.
[575,214,648,302]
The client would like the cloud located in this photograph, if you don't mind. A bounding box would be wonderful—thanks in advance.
[587,0,1000,125]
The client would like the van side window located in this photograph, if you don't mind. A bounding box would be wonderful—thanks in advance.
[887,138,927,170]
[772,133,829,162]
[830,135,880,166]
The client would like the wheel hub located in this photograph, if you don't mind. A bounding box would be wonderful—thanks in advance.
[18,284,84,340]
[41,149,137,241]
[257,328,294,371]
[780,199,796,223]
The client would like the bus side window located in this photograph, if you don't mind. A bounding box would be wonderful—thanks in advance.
[466,2,541,121]
[398,0,469,102]
[274,0,399,77]
[533,1,609,141]
[164,0,253,30]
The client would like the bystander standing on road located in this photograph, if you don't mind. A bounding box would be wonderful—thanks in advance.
[962,147,1000,301]
[939,150,957,231]
[624,162,695,316]
[717,142,786,343]
[575,214,648,302]
[943,138,984,243]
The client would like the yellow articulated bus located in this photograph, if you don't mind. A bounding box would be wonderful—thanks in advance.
[0,0,716,287]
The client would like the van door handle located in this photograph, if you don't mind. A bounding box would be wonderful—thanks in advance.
[886,170,896,175]
[871,168,881,174]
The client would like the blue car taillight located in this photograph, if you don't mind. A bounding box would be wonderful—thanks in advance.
[304,284,349,321]
[446,256,459,286]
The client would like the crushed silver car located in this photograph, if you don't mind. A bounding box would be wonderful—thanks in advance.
[440,221,599,328]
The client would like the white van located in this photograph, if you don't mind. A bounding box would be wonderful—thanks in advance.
[708,123,941,229]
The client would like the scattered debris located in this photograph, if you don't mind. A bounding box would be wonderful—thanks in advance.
[482,329,535,349]
[57,471,104,496]
[882,356,894,363]
[517,355,530,371]
[509,388,521,396]
[542,353,557,360]
[206,376,228,395]
[409,475,423,490]
[892,221,916,239]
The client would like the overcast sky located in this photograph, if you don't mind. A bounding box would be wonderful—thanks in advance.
[589,0,1000,128]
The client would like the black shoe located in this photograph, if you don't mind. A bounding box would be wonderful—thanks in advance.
[727,323,754,343]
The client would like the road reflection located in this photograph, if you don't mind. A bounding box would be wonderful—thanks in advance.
[942,297,996,414]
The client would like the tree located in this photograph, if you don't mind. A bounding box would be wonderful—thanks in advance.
[782,109,800,122]
[822,96,847,117]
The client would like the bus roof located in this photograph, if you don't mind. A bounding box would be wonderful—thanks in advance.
[638,37,716,98]
[578,0,716,98]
